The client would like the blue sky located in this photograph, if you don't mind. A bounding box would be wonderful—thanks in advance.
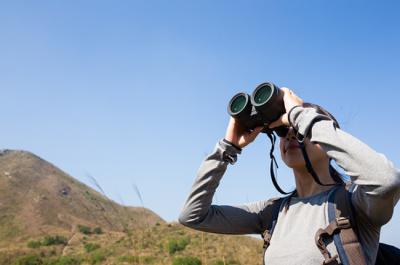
[1,1,399,245]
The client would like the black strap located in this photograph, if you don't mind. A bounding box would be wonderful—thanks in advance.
[289,106,337,187]
[298,139,336,187]
[267,132,291,195]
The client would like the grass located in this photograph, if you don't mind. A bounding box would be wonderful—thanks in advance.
[117,255,139,263]
[167,237,190,255]
[12,254,43,265]
[46,256,81,265]
[0,152,263,265]
[84,243,101,253]
[11,222,263,265]
[86,250,106,265]
[172,256,202,265]
[27,240,42,249]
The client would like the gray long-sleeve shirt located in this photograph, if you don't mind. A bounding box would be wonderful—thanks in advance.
[179,106,400,265]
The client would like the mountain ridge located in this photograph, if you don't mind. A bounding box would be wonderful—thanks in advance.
[0,149,163,245]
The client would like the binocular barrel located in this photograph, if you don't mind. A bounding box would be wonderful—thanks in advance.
[227,82,288,136]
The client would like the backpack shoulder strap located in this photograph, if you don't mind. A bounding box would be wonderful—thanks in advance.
[261,195,291,265]
[315,184,367,265]
[261,197,282,246]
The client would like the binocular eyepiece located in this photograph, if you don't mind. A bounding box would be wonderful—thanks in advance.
[227,82,288,137]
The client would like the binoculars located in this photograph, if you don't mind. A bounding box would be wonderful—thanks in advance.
[227,82,288,137]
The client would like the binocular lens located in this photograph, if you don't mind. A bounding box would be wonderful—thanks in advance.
[229,94,248,114]
[227,82,285,136]
[253,85,273,105]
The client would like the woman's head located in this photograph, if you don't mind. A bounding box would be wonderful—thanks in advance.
[278,103,343,182]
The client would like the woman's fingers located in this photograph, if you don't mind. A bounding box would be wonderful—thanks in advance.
[248,126,264,139]
[281,87,303,112]
[239,126,264,148]
[269,114,289,128]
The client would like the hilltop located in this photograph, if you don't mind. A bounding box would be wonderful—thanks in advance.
[0,150,264,264]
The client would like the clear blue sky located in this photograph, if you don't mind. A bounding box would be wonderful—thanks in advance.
[1,1,399,245]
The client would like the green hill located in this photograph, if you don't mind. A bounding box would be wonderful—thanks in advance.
[0,150,263,265]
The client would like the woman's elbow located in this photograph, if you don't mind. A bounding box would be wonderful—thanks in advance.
[178,211,190,226]
[178,208,209,229]
[384,168,400,198]
[178,210,199,227]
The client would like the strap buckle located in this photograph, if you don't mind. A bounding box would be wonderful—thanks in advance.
[262,230,272,249]
[322,254,339,265]
[336,217,351,229]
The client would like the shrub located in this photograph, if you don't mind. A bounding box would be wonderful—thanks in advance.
[172,257,201,265]
[27,240,42,248]
[78,225,92,235]
[13,254,43,265]
[42,235,67,246]
[167,237,190,255]
[92,227,102,234]
[212,261,224,265]
[84,243,100,253]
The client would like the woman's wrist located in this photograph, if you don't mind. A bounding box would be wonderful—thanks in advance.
[222,138,242,152]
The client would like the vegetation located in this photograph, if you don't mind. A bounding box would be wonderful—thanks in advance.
[15,221,262,265]
[47,256,81,265]
[77,225,103,235]
[172,257,202,265]
[84,242,101,253]
[78,225,92,235]
[27,240,42,249]
[93,227,103,234]
[117,255,139,263]
[27,235,67,249]
[86,250,106,264]
[42,235,68,246]
[167,237,190,255]
[12,254,43,265]
[1,151,263,265]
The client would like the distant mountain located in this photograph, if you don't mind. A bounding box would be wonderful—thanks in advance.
[0,149,163,245]
[0,150,264,265]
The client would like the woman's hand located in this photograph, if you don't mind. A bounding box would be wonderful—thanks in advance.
[269,87,304,129]
[224,117,264,149]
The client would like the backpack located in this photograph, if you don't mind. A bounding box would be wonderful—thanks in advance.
[261,184,400,265]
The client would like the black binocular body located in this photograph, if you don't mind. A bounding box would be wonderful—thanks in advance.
[227,82,288,137]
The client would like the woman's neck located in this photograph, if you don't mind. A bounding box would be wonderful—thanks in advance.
[293,163,334,198]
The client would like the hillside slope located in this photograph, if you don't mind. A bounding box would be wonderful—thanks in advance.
[0,149,163,245]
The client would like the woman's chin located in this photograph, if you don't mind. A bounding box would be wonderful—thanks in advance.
[283,155,305,168]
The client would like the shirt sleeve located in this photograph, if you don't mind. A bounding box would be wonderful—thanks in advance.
[289,106,400,227]
[178,139,277,235]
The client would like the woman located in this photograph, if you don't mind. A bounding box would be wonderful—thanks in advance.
[179,88,399,265]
